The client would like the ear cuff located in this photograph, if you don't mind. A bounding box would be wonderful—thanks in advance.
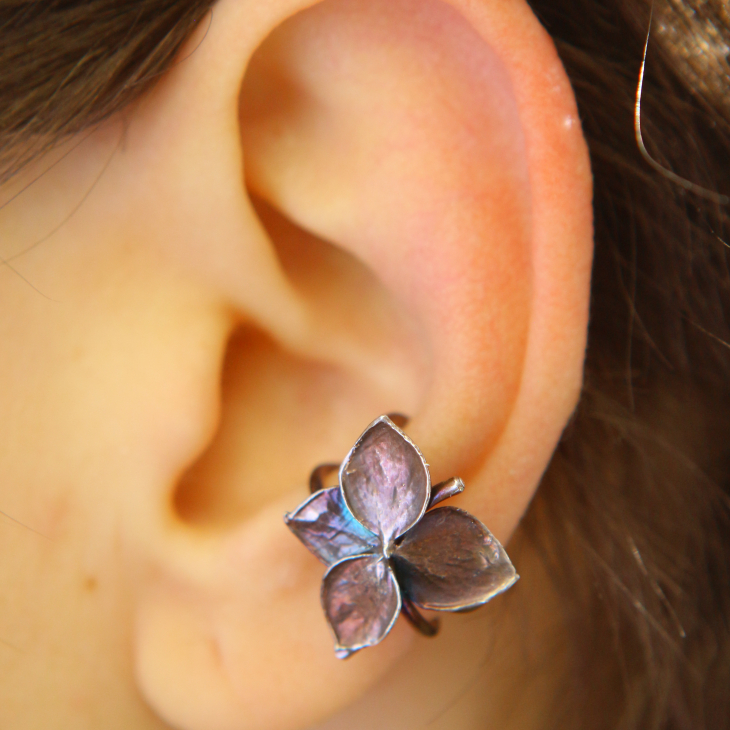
[284,414,518,659]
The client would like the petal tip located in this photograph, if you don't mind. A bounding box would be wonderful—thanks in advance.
[321,555,402,655]
[339,415,431,544]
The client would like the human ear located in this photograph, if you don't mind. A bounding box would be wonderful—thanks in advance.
[100,0,592,727]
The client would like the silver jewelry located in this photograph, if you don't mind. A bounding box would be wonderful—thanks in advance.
[284,414,518,658]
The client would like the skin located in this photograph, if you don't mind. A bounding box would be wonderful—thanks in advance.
[0,0,592,728]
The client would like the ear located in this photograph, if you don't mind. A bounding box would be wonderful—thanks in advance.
[125,0,592,728]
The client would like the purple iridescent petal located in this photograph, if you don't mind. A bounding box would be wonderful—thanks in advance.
[321,554,401,658]
[285,487,379,565]
[392,507,518,611]
[340,416,430,547]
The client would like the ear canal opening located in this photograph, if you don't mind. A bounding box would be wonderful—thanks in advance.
[173,199,426,528]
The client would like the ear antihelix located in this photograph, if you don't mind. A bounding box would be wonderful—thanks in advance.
[248,195,428,392]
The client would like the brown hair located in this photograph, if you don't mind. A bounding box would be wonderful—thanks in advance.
[0,0,214,181]
[1,1,729,728]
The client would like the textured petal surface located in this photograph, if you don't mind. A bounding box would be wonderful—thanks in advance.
[392,507,518,610]
[321,554,401,656]
[285,487,379,565]
[340,416,430,546]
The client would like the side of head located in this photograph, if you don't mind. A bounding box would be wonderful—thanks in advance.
[1,1,729,729]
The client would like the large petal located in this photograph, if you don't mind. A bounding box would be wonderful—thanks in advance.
[340,416,430,546]
[321,554,401,658]
[392,507,518,610]
[285,487,379,565]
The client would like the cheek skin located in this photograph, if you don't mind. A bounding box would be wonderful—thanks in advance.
[0,138,233,725]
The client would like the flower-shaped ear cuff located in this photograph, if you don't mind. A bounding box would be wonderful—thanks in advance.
[284,415,518,658]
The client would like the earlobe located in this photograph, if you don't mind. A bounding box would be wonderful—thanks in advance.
[129,0,592,728]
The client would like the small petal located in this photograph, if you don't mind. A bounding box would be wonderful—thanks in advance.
[392,507,518,610]
[340,416,430,546]
[285,487,379,565]
[321,554,401,656]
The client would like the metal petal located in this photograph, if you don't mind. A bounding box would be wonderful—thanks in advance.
[321,554,401,657]
[392,507,518,611]
[340,415,430,547]
[285,487,379,565]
